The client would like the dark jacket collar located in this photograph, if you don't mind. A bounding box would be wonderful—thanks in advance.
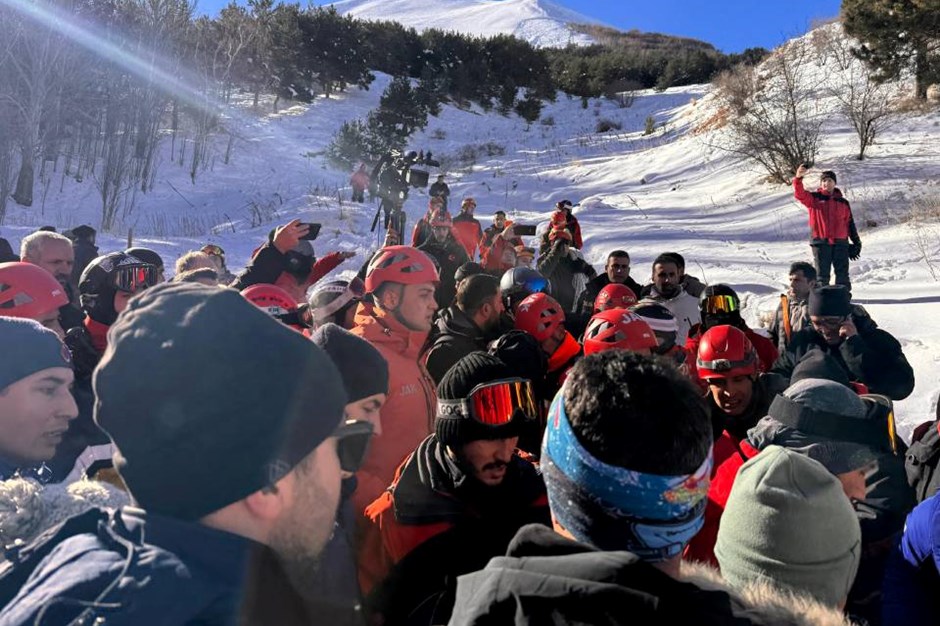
[391,436,546,526]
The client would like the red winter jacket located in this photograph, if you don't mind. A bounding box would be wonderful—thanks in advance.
[350,305,437,516]
[350,170,370,192]
[452,213,483,260]
[683,434,760,566]
[793,177,856,243]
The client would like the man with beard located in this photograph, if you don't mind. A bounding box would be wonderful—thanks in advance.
[425,274,504,384]
[644,254,700,345]
[0,283,369,625]
[576,250,642,315]
[772,285,914,400]
[232,219,356,303]
[359,353,550,625]
[20,231,83,332]
[768,261,817,352]
[418,208,470,310]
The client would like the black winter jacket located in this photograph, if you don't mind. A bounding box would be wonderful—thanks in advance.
[576,273,642,315]
[771,312,915,400]
[418,236,469,310]
[536,242,595,313]
[448,524,803,626]
[424,307,489,384]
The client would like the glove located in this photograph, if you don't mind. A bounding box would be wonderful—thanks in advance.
[848,242,861,261]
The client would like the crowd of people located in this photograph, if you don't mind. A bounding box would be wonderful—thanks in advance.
[0,163,937,626]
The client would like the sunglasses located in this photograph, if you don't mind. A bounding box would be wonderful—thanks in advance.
[811,316,846,330]
[335,420,374,473]
[201,244,225,258]
[114,265,159,293]
[437,378,537,426]
[702,295,739,315]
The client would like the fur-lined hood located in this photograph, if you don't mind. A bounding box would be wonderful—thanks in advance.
[449,524,856,626]
[680,561,856,626]
[0,477,129,555]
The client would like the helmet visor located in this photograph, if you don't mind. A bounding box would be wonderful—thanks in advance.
[438,378,537,427]
[114,265,159,293]
[702,295,739,315]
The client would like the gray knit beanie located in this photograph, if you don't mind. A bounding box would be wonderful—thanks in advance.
[715,446,861,608]
[0,317,71,391]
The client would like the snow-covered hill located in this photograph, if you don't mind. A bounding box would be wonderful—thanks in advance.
[326,0,601,47]
[2,24,938,433]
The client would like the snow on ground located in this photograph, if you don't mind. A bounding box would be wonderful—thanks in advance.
[2,26,938,435]
[327,0,600,48]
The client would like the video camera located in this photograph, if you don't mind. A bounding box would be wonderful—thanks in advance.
[369,150,440,204]
[369,150,440,233]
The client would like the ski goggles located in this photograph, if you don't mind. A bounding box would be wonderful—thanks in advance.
[701,294,739,315]
[114,265,159,293]
[437,378,538,426]
[335,419,374,473]
[311,278,366,322]
[201,244,225,258]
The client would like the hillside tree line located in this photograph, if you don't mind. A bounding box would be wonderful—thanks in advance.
[1,0,764,228]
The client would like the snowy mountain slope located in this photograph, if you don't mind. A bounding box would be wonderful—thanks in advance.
[2,25,938,433]
[326,0,600,47]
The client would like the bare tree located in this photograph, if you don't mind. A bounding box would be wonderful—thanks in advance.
[812,24,899,160]
[711,41,822,184]
[0,0,75,207]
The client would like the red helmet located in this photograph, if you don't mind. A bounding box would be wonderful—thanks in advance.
[514,292,565,343]
[583,309,658,355]
[594,283,637,313]
[241,283,297,315]
[430,209,453,228]
[241,284,304,331]
[696,325,758,380]
[365,245,440,294]
[0,262,69,320]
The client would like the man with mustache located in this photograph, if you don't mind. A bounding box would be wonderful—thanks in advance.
[358,352,551,625]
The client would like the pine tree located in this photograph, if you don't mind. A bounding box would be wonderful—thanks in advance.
[842,0,940,99]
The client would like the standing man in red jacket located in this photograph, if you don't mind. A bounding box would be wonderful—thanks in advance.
[793,165,862,292]
[452,197,484,261]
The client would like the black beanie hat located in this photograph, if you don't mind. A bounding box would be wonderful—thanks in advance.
[94,282,347,521]
[808,285,851,317]
[435,352,523,448]
[312,323,390,402]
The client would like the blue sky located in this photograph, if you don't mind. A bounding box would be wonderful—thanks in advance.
[196,0,844,53]
[558,0,844,52]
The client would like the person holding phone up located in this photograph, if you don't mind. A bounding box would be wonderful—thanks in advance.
[793,164,862,292]
[232,219,356,303]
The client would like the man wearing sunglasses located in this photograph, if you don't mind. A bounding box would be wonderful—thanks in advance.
[0,283,370,625]
[771,286,914,401]
[359,353,550,625]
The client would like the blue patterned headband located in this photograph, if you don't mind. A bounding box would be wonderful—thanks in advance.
[542,390,711,561]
